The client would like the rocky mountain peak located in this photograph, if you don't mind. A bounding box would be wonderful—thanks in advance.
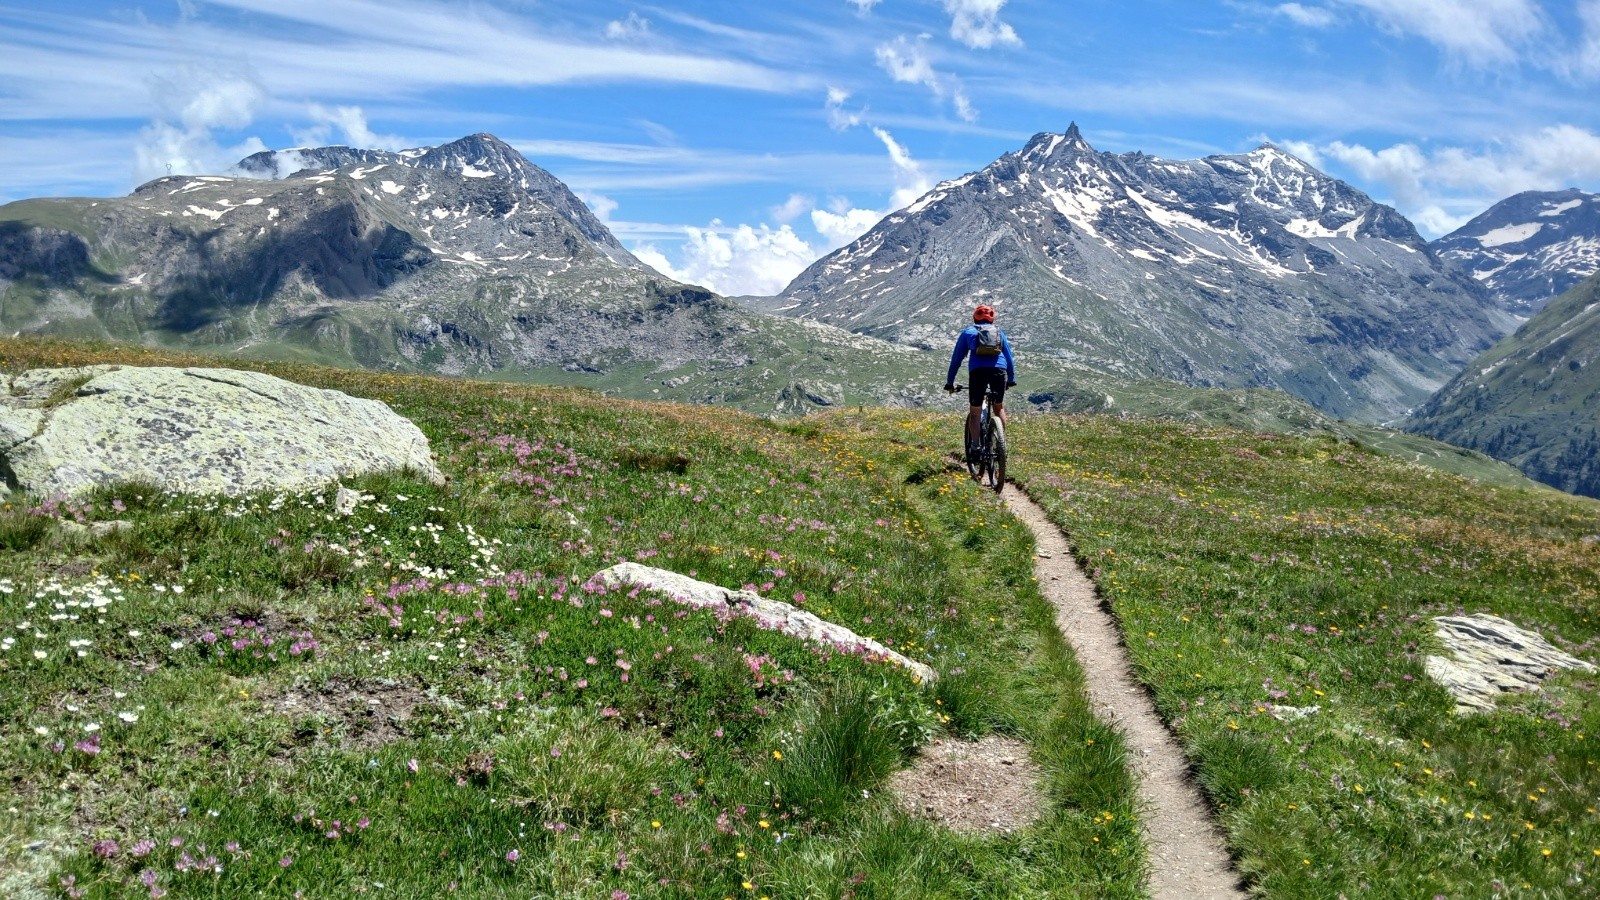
[1431,188,1600,314]
[1018,124,1099,168]
[232,132,637,266]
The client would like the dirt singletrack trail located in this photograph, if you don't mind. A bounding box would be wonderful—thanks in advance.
[1003,487,1249,900]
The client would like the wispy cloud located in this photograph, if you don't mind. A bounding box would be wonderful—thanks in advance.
[1331,0,1546,67]
[1273,3,1337,28]
[991,70,1537,138]
[1575,0,1600,80]
[0,1,803,124]
[875,34,977,122]
[942,0,1022,49]
[605,12,652,41]
[826,87,865,131]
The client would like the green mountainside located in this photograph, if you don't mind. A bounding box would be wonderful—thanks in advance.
[1408,272,1600,498]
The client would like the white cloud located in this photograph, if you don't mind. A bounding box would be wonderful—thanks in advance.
[579,191,619,221]
[1274,3,1336,28]
[1331,0,1546,66]
[634,221,818,296]
[605,12,651,41]
[812,206,884,248]
[629,130,935,287]
[1314,125,1600,235]
[942,0,1022,49]
[847,0,882,12]
[292,104,405,150]
[874,34,977,122]
[876,34,938,86]
[771,192,813,223]
[826,86,864,131]
[133,71,270,182]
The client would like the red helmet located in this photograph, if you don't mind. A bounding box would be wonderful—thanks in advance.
[973,305,995,323]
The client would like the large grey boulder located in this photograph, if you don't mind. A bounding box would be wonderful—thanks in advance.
[0,365,442,498]
[593,562,937,683]
[1424,614,1595,714]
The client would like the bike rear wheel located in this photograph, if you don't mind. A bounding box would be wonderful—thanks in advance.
[989,418,1006,493]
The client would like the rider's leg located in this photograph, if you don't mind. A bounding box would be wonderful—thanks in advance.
[966,405,982,446]
[993,400,1007,429]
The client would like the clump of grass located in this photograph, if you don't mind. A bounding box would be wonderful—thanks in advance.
[0,502,52,550]
[772,686,902,825]
[613,446,690,473]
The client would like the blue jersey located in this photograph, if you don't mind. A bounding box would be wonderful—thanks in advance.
[947,324,1016,385]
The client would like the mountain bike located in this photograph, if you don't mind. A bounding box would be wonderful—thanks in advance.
[952,382,1006,493]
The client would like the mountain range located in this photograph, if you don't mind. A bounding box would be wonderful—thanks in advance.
[1,127,1596,495]
[761,125,1516,423]
[0,133,931,412]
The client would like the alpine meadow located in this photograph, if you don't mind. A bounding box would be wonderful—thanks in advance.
[5,1,1600,898]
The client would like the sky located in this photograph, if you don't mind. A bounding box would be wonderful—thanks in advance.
[3,0,1600,297]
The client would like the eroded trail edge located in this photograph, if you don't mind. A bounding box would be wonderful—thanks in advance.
[1003,488,1248,900]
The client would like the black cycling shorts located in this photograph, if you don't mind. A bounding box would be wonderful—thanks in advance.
[968,368,1008,406]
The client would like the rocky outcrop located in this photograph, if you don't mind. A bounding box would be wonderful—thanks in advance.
[0,365,442,498]
[1424,614,1595,714]
[593,562,936,683]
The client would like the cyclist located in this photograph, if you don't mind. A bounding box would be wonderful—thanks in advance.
[944,304,1016,458]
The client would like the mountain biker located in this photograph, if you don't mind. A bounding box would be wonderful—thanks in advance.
[944,304,1016,456]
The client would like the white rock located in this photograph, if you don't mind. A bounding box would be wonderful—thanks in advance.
[593,562,936,683]
[0,366,443,498]
[1425,614,1595,714]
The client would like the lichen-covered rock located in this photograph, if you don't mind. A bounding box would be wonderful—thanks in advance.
[594,562,936,683]
[0,365,442,498]
[1424,614,1596,714]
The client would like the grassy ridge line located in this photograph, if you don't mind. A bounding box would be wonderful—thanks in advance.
[0,342,1144,898]
[979,414,1600,898]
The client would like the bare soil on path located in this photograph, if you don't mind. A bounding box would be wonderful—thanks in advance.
[1003,487,1250,900]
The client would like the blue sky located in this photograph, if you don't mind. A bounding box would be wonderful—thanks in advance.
[3,0,1600,295]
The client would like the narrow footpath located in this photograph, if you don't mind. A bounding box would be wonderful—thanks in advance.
[1003,488,1249,900]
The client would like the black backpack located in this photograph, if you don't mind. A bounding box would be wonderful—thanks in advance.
[974,324,1003,357]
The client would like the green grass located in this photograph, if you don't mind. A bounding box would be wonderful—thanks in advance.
[953,412,1600,898]
[0,340,1143,899]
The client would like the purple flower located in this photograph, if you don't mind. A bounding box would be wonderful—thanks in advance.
[279,856,293,868]
[130,840,156,857]
[506,849,520,862]
[92,839,119,858]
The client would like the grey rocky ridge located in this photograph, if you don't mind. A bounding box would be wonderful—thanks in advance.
[762,124,1516,422]
[0,365,442,498]
[1431,189,1600,315]
[0,133,930,413]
